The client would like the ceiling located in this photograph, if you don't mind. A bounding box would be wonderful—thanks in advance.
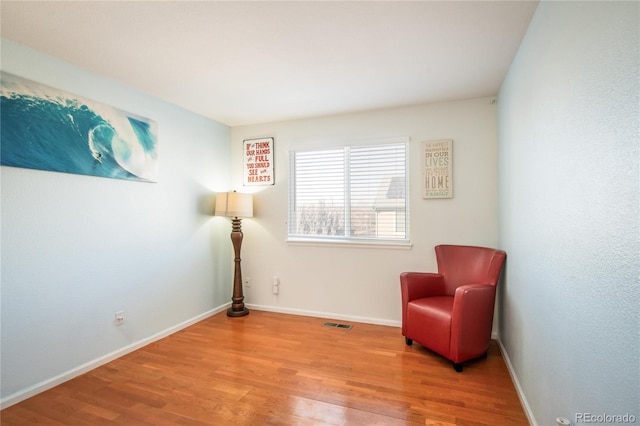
[1,1,538,126]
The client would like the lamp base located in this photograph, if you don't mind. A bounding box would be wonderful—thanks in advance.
[227,306,250,317]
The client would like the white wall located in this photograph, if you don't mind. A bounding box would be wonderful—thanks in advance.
[231,98,499,325]
[0,39,233,405]
[497,2,639,424]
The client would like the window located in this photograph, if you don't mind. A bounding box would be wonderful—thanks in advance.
[288,139,408,244]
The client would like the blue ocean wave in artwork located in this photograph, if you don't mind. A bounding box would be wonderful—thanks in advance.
[0,72,158,182]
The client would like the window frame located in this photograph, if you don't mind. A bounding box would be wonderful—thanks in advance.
[287,137,411,248]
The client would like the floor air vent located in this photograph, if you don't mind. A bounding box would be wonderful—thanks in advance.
[322,322,353,330]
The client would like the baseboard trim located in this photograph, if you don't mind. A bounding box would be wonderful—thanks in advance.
[0,303,230,410]
[246,303,402,328]
[496,337,536,426]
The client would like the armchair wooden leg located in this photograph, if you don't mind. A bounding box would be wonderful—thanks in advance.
[405,337,413,346]
[453,362,463,373]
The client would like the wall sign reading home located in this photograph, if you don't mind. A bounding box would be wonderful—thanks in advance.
[243,137,274,186]
[0,72,158,182]
[422,139,453,199]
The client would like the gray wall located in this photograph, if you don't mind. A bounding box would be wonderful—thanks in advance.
[497,2,639,424]
[231,98,499,325]
[1,39,233,405]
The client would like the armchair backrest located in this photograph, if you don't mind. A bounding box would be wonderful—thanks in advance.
[435,245,507,296]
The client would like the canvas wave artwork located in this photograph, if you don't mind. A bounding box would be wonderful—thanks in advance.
[0,72,158,182]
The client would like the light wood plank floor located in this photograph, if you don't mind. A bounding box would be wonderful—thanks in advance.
[1,310,528,425]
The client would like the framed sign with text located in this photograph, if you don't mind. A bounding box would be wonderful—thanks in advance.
[243,137,274,186]
[422,139,453,199]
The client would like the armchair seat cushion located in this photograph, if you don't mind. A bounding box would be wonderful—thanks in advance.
[408,297,453,323]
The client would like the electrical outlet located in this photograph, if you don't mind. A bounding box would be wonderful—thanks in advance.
[244,277,251,287]
[115,311,125,326]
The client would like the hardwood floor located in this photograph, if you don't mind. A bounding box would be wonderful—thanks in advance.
[1,310,528,425]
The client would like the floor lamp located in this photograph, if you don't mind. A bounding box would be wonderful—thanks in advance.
[215,191,253,317]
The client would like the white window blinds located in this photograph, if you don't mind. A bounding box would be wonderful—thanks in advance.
[288,139,408,243]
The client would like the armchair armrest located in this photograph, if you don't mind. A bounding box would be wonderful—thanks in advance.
[450,284,497,361]
[400,272,446,303]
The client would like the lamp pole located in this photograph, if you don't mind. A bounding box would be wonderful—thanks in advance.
[228,217,249,317]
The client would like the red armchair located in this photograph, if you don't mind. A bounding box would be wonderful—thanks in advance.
[400,245,506,372]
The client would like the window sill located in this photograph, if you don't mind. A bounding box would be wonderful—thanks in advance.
[287,238,413,250]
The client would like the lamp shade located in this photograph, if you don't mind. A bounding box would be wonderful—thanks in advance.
[215,191,253,218]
